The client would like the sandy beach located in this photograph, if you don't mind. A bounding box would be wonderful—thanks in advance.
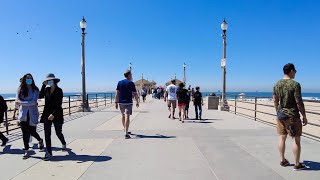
[0,98,112,133]
[227,99,320,138]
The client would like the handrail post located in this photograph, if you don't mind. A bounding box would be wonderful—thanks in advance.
[254,97,257,121]
[96,94,98,108]
[85,94,89,112]
[5,111,9,135]
[104,93,107,106]
[235,95,237,114]
[68,96,71,116]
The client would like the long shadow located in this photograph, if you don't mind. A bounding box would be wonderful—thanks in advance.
[185,121,213,124]
[46,148,112,163]
[130,133,176,139]
[0,145,36,155]
[184,118,222,121]
[303,160,320,171]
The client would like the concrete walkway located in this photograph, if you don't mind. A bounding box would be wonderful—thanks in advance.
[1,96,320,180]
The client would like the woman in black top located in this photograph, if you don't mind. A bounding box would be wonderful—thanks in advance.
[176,83,188,123]
[0,95,8,146]
[39,74,66,161]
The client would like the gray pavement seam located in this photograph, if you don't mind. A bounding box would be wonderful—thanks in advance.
[10,138,78,180]
[89,113,119,131]
[77,139,115,180]
[191,138,220,180]
[230,137,286,180]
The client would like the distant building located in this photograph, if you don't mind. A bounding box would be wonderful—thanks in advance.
[134,79,157,94]
[165,79,183,86]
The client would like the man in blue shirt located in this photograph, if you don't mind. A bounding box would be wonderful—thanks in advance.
[115,70,139,139]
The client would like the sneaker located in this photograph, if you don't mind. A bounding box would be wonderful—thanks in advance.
[280,159,290,167]
[168,114,171,118]
[1,138,8,146]
[125,134,131,139]
[62,144,67,151]
[43,153,53,161]
[293,163,308,171]
[23,150,30,160]
[39,139,44,150]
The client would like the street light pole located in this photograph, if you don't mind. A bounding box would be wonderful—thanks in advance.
[129,62,132,72]
[220,19,229,111]
[183,63,186,85]
[80,16,88,111]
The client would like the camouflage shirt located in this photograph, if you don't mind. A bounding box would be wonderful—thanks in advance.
[273,79,302,118]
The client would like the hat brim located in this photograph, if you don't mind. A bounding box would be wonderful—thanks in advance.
[43,77,60,83]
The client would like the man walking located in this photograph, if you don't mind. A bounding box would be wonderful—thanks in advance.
[273,63,308,170]
[193,87,204,120]
[115,70,139,139]
[141,86,147,102]
[164,80,178,119]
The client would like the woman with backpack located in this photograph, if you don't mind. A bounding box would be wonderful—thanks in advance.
[16,73,44,159]
[39,74,66,161]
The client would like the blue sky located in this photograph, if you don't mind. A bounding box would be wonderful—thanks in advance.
[0,0,319,93]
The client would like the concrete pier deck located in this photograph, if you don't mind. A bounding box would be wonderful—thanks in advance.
[1,96,319,180]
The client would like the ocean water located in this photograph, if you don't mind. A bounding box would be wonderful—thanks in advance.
[1,92,115,100]
[202,92,320,101]
[2,91,320,101]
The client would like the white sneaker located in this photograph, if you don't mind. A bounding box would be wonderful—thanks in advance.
[62,144,67,151]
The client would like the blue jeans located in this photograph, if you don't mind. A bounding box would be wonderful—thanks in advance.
[194,104,202,119]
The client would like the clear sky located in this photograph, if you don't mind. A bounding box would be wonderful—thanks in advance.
[0,0,319,93]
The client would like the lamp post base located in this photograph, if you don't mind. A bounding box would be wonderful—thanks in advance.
[79,103,91,112]
[218,99,229,111]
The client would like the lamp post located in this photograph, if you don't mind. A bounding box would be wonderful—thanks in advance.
[80,16,88,111]
[183,63,186,84]
[129,62,132,72]
[220,19,229,111]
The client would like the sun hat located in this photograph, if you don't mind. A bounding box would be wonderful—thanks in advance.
[43,73,60,83]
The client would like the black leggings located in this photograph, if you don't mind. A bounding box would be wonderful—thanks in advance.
[0,131,7,142]
[44,121,66,155]
[20,112,42,150]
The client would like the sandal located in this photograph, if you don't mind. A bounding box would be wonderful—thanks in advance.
[280,159,290,167]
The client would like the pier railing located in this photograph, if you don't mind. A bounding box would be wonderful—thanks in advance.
[1,93,114,134]
[226,94,320,140]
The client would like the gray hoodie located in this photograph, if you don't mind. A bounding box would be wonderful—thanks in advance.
[17,88,39,126]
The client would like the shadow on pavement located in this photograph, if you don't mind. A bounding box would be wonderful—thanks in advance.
[304,160,320,171]
[184,119,222,121]
[184,121,213,124]
[130,133,176,139]
[0,145,35,155]
[44,148,112,163]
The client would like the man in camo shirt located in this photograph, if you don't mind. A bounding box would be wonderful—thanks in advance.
[273,63,308,171]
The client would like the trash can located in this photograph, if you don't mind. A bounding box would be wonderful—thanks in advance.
[207,93,219,109]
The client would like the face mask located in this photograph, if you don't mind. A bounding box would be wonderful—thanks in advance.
[26,79,33,85]
[47,80,54,87]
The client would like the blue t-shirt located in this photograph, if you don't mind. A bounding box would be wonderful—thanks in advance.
[116,79,137,104]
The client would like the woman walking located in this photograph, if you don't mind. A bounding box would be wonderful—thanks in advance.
[176,83,188,123]
[16,73,44,159]
[39,74,66,161]
[0,95,9,146]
